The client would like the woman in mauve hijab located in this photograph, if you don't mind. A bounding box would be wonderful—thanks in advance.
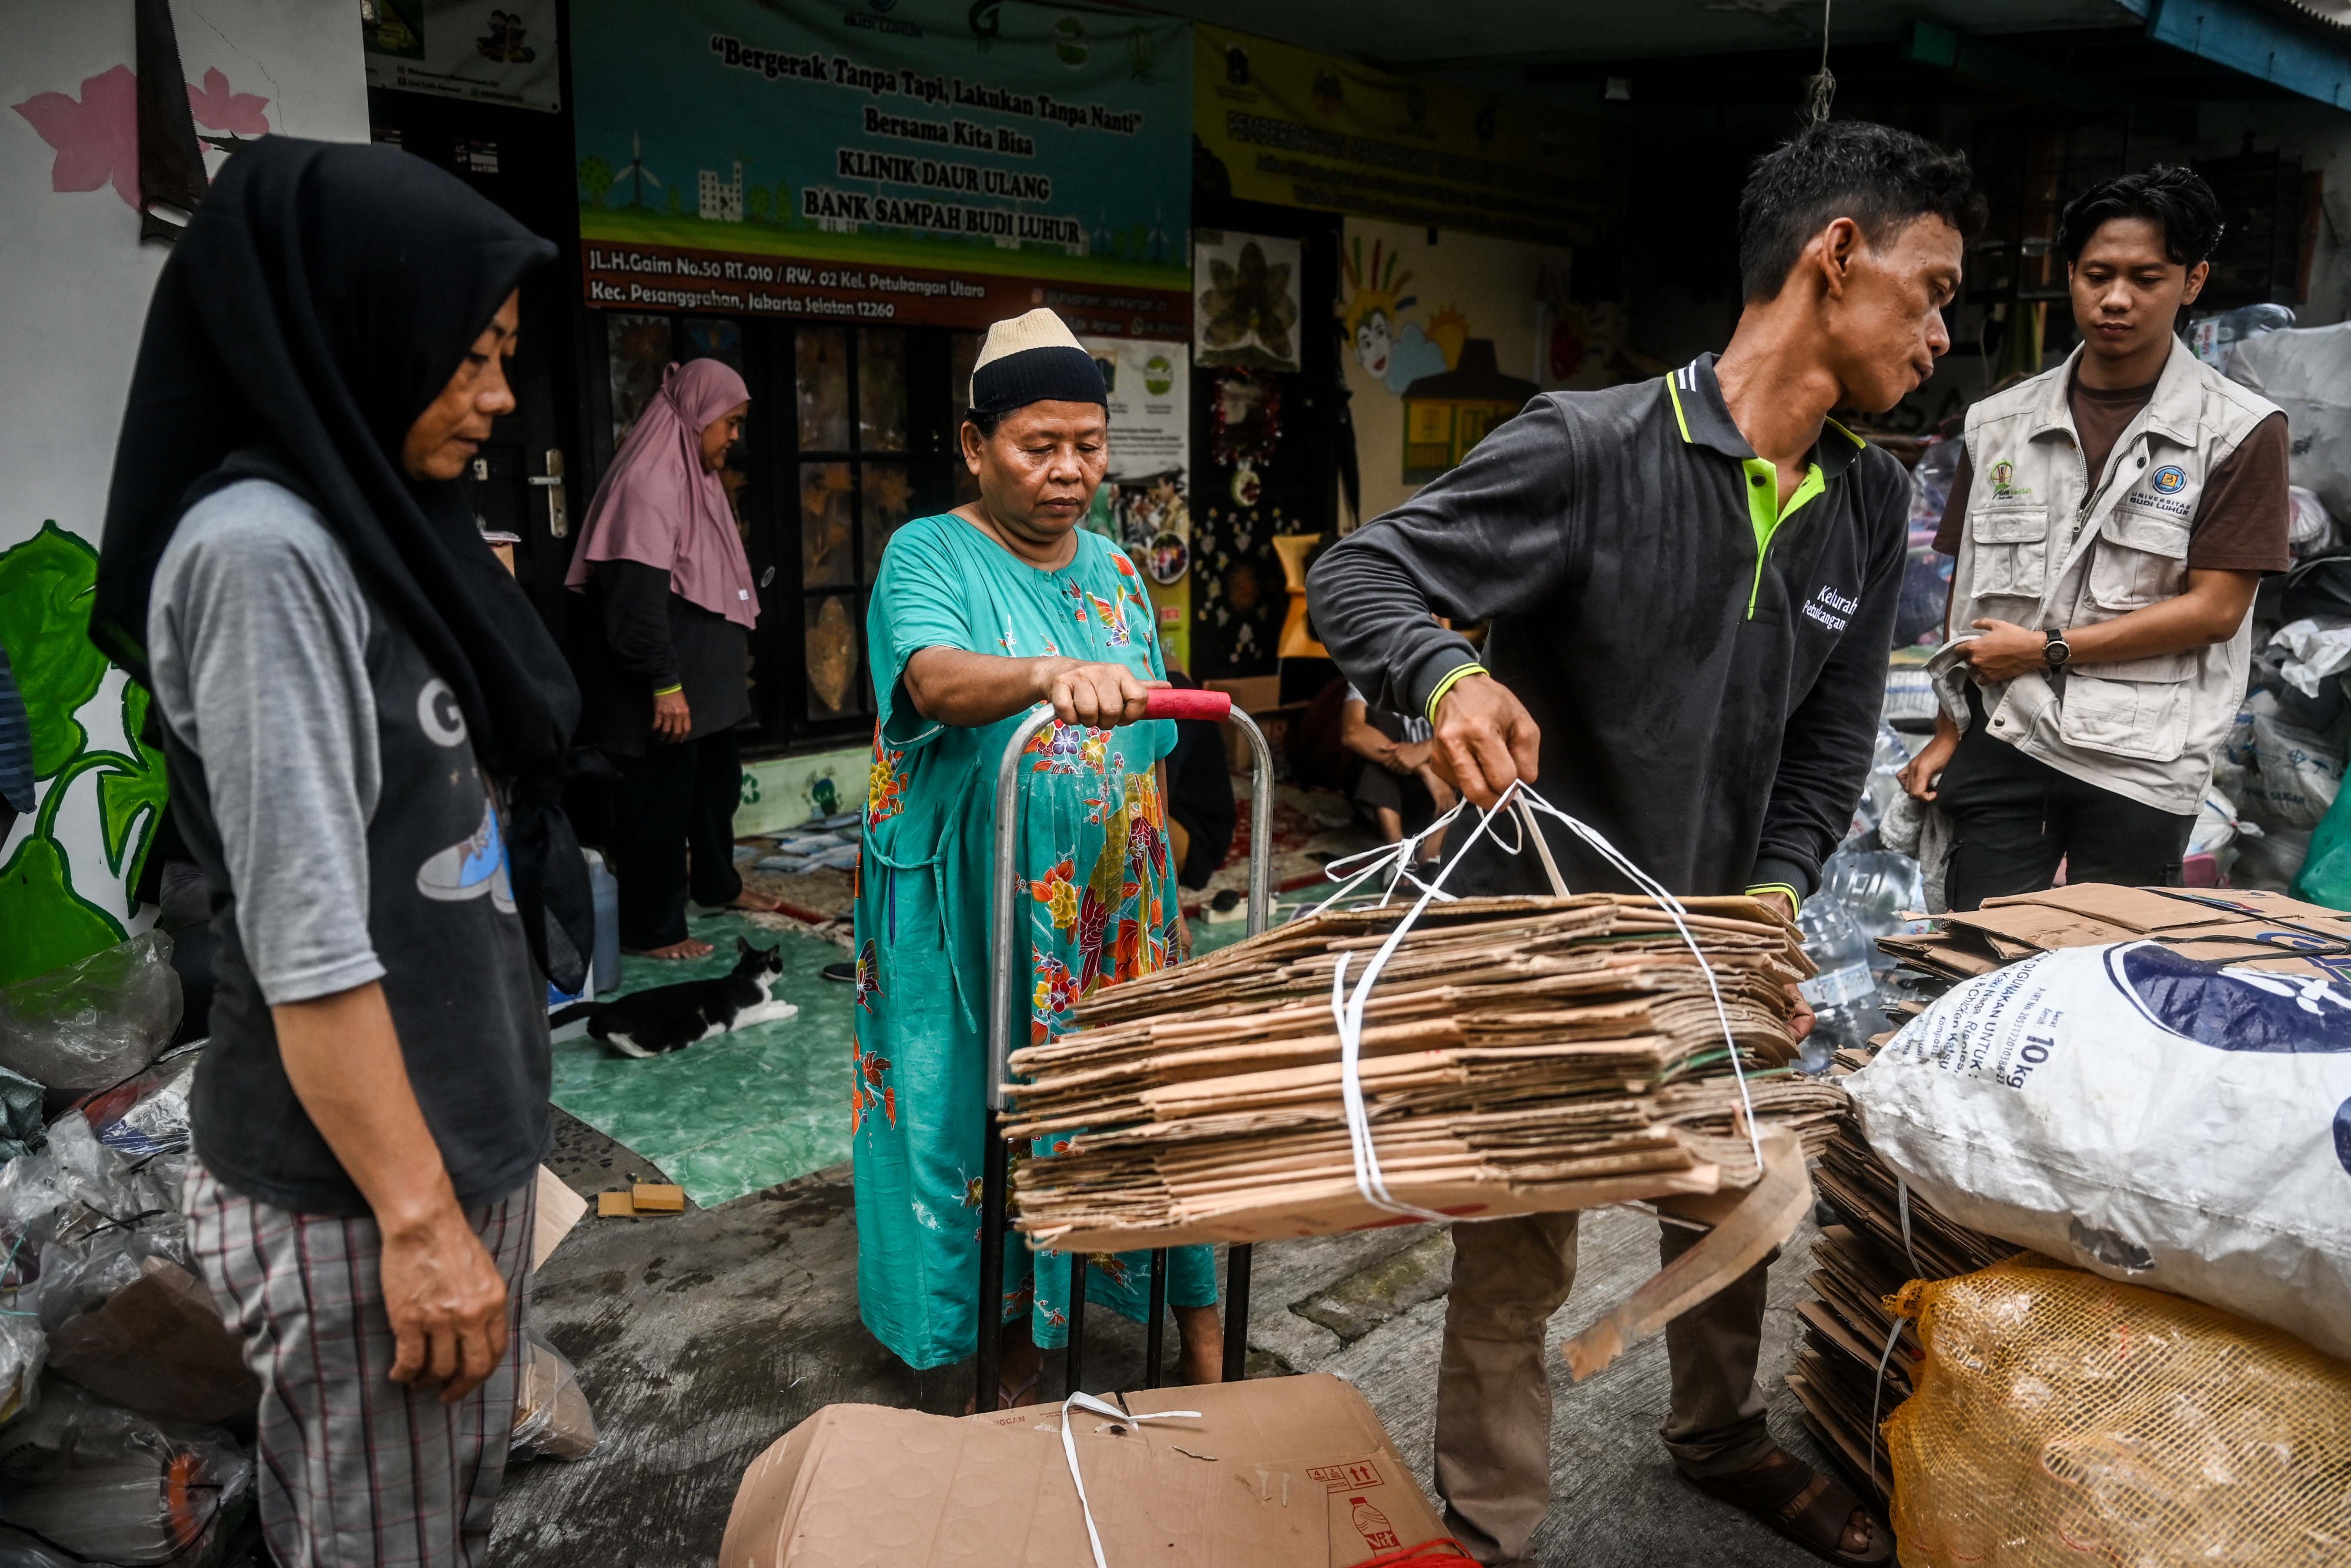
[566,357,780,960]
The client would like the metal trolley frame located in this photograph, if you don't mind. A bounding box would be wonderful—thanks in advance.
[976,688,1275,1411]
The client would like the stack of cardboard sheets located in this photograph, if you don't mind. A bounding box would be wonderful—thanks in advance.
[1004,894,1846,1254]
[1877,883,2351,990]
[1787,1052,2017,1503]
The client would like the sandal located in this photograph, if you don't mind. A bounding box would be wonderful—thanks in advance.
[963,1367,1041,1415]
[1689,1449,1891,1566]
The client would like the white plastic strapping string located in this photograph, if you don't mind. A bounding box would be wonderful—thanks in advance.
[1312,780,1769,1227]
[1059,1391,1200,1568]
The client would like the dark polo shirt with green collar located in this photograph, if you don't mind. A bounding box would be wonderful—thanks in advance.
[1307,351,1910,901]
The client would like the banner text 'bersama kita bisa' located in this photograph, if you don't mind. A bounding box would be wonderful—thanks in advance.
[570,0,1192,335]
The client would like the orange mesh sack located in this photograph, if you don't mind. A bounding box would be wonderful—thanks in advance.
[1884,1257,2351,1567]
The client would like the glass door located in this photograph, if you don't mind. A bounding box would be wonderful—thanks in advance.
[790,326,913,732]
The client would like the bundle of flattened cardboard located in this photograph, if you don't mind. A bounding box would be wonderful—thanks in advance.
[1787,1053,2015,1504]
[1004,895,1846,1253]
[718,1374,1443,1568]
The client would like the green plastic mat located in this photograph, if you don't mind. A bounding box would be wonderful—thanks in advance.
[548,911,852,1209]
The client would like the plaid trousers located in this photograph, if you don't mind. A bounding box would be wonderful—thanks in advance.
[185,1160,535,1568]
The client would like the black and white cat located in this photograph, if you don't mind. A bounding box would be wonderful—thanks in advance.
[548,937,798,1057]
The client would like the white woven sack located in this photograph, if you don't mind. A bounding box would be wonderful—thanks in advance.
[1849,941,2351,1362]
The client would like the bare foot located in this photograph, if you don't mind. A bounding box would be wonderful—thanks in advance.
[1175,1303,1225,1385]
[625,938,712,961]
[730,889,787,914]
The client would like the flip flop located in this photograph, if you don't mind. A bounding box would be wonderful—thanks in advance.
[963,1367,1042,1414]
[1688,1450,1891,1565]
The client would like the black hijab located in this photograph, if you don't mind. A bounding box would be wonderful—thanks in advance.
[93,137,594,991]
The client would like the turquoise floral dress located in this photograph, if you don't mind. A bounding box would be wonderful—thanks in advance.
[852,512,1217,1370]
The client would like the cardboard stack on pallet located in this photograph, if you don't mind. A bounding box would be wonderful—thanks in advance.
[1003,895,1846,1254]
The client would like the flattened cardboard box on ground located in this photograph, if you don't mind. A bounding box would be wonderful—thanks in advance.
[717,1374,1441,1568]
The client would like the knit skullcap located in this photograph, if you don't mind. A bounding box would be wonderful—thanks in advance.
[968,308,1106,415]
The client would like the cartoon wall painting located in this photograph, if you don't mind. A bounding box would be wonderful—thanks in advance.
[1400,340,1538,483]
[1341,235,1450,395]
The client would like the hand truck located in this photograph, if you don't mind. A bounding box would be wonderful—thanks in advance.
[976,687,1275,1411]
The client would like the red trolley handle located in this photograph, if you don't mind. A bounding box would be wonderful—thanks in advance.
[1137,688,1231,723]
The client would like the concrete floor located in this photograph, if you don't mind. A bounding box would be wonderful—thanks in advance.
[492,1110,1835,1567]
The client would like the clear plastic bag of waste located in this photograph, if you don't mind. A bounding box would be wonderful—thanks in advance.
[0,1377,251,1567]
[1846,723,1916,842]
[0,1313,44,1430]
[76,1046,198,1164]
[0,933,181,1110]
[2193,301,2296,368]
[1819,846,1929,983]
[1796,893,1881,1071]
[510,1328,599,1462]
[0,1067,40,1167]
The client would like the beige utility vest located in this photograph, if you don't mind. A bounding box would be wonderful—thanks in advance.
[1932,338,2280,816]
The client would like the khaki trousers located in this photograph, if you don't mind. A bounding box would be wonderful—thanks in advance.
[1433,1212,1777,1566]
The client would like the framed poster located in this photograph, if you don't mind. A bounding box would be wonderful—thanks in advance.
[1192,229,1300,371]
[364,0,561,112]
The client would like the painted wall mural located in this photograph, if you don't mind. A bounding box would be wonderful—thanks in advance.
[0,526,166,986]
[1336,217,1572,524]
[0,5,367,986]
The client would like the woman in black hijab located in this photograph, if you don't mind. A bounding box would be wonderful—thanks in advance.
[93,137,585,1568]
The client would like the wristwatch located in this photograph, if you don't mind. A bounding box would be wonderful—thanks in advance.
[2044,628,2072,669]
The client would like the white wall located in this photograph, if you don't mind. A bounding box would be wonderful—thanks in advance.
[0,1,366,971]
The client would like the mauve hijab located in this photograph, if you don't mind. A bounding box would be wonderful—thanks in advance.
[566,360,758,629]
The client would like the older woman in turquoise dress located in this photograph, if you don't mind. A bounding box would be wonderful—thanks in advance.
[850,309,1221,1406]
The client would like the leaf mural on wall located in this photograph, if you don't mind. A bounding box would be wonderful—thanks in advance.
[0,523,108,779]
[0,838,129,988]
[184,68,270,135]
[0,523,167,986]
[97,681,168,884]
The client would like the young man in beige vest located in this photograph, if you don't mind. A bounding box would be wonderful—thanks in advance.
[1900,167,2289,906]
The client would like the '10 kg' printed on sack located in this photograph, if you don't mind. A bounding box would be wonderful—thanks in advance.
[1847,941,2351,1362]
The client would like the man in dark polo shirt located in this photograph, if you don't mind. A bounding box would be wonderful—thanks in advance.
[1310,120,1980,1565]
[1899,166,2288,907]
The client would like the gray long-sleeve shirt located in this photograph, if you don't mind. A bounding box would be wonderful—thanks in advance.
[149,480,383,1005]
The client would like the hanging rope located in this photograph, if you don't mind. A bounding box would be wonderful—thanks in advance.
[1803,0,1836,123]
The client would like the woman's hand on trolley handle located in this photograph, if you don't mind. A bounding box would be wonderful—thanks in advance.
[905,644,1167,730]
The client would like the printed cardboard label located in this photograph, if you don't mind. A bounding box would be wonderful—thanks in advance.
[1308,1460,1384,1492]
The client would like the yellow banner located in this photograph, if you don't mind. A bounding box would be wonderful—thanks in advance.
[1193,25,1606,246]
